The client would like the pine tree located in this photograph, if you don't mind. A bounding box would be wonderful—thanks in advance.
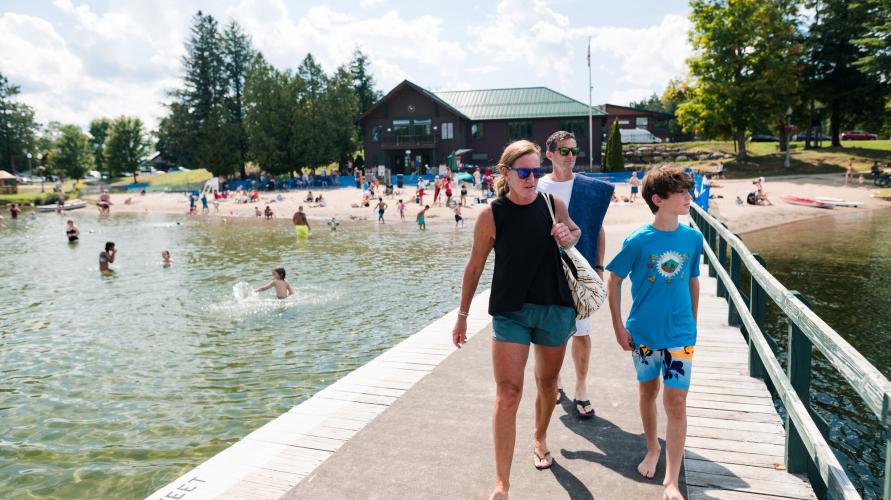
[222,21,254,179]
[603,120,624,172]
[293,54,330,170]
[349,49,382,115]
[244,53,296,176]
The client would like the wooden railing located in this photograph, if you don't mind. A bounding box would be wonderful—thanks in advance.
[689,203,891,500]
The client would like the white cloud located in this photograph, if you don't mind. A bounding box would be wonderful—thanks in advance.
[468,0,577,82]
[587,14,691,88]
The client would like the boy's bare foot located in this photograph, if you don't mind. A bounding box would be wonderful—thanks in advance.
[637,448,661,479]
[489,484,508,500]
[662,482,684,500]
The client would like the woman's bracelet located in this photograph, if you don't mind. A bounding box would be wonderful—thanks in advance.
[594,265,605,271]
[457,310,469,317]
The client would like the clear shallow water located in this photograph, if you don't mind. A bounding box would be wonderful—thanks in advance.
[744,208,891,498]
[0,211,487,499]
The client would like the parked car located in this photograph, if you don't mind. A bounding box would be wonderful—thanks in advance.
[792,132,830,141]
[167,166,191,172]
[619,128,662,144]
[138,166,161,174]
[748,134,780,142]
[840,130,878,140]
[86,170,101,179]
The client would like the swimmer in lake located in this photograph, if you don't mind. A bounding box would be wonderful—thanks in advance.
[99,241,116,273]
[254,267,293,299]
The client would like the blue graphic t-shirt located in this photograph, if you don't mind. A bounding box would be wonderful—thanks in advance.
[606,224,704,348]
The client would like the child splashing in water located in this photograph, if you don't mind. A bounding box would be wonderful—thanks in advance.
[254,267,294,299]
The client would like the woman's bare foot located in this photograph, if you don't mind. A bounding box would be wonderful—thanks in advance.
[662,482,684,500]
[637,447,661,479]
[489,484,508,500]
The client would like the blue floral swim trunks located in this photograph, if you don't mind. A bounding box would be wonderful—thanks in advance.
[632,345,694,390]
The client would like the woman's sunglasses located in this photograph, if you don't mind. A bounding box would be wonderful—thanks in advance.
[557,147,580,156]
[510,167,545,179]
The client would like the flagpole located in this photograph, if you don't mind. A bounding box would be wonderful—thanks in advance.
[587,36,593,171]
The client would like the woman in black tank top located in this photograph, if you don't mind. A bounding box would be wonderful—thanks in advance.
[451,140,580,499]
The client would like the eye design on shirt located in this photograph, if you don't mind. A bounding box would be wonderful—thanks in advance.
[656,251,684,279]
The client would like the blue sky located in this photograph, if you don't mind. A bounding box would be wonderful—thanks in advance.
[0,0,693,129]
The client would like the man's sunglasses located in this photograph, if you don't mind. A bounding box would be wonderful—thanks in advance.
[510,167,545,179]
[556,147,580,156]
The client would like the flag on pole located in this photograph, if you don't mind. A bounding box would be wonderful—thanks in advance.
[587,38,591,68]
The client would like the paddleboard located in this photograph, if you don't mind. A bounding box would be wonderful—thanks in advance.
[782,196,834,209]
[36,200,87,212]
[814,197,862,208]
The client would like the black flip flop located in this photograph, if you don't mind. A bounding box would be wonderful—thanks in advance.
[556,387,566,405]
[533,450,553,470]
[574,399,595,419]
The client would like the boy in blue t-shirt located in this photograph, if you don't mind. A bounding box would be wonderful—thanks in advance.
[606,166,703,500]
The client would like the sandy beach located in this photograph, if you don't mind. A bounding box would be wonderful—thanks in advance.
[83,173,891,234]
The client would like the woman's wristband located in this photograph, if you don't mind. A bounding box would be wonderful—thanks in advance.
[594,265,605,271]
[457,310,469,317]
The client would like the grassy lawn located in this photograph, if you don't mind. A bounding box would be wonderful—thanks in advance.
[0,184,80,206]
[674,140,891,179]
[110,169,212,187]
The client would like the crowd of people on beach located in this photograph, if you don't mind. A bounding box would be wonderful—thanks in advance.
[452,130,701,500]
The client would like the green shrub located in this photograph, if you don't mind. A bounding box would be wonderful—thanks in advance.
[604,121,625,172]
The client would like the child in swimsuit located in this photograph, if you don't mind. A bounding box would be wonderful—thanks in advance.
[397,199,406,221]
[254,267,294,299]
[99,241,116,273]
[66,219,80,243]
[162,250,173,268]
[417,205,429,230]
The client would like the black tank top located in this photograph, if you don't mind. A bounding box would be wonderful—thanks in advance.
[488,193,573,315]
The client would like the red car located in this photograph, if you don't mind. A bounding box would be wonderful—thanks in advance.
[840,130,878,140]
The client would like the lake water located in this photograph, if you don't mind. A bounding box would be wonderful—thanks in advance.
[0,211,487,498]
[744,208,891,498]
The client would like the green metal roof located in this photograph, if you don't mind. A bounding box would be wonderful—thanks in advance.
[431,87,606,121]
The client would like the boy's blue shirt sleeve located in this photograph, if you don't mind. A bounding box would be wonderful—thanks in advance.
[689,231,703,278]
[606,234,638,279]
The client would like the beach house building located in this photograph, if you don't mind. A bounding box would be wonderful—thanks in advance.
[356,80,608,175]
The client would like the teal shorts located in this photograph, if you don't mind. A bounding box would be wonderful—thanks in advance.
[492,303,577,347]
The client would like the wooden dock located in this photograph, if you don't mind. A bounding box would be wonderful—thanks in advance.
[149,222,820,500]
[685,278,815,499]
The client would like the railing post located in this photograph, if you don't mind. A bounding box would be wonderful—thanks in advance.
[707,223,718,279]
[716,226,728,299]
[785,291,812,474]
[728,244,742,327]
[748,253,767,379]
[884,393,891,500]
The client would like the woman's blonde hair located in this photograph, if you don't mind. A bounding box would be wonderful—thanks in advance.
[494,140,541,197]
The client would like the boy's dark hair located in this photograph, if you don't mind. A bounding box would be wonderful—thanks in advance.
[545,130,575,152]
[642,166,694,214]
[273,267,286,279]
[105,241,115,251]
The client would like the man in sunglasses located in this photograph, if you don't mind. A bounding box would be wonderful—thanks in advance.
[538,130,615,419]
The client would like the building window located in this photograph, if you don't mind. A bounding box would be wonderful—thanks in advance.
[442,122,454,140]
[508,121,532,140]
[393,119,410,136]
[558,119,586,138]
[413,118,431,136]
[618,119,630,125]
[371,125,383,143]
[635,117,648,128]
[471,123,484,140]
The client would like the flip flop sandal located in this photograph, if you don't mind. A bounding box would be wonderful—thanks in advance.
[574,399,594,419]
[555,388,566,405]
[533,450,553,470]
